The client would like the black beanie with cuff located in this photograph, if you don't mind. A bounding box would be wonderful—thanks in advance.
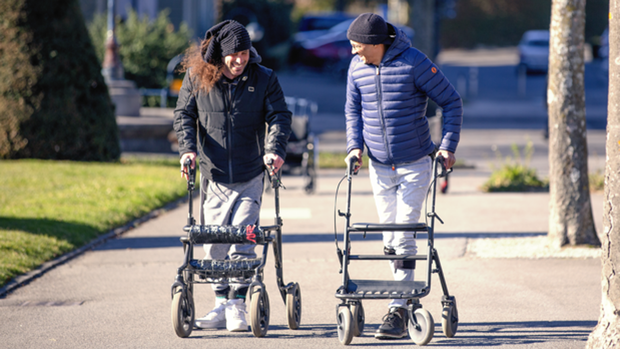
[202,20,252,64]
[346,13,391,45]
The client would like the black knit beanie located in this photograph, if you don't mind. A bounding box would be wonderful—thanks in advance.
[202,20,252,64]
[346,13,390,45]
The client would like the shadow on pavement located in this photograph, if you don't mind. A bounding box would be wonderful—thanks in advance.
[432,320,596,347]
[171,320,595,345]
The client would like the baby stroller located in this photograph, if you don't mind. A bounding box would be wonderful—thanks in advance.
[332,155,458,345]
[282,97,318,194]
[170,159,302,338]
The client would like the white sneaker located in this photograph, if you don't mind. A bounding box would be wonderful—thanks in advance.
[226,298,248,332]
[195,297,227,329]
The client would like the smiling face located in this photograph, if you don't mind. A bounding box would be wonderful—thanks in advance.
[221,49,250,79]
[350,40,385,66]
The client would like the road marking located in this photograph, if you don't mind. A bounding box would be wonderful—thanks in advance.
[260,208,311,220]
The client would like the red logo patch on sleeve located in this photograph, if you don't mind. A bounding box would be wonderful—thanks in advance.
[431,67,437,73]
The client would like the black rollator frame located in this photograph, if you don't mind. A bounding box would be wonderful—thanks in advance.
[170,159,302,338]
[333,155,459,346]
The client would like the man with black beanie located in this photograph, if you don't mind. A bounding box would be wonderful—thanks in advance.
[173,20,291,332]
[344,13,463,340]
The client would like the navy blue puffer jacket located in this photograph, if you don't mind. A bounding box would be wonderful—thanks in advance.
[345,25,463,166]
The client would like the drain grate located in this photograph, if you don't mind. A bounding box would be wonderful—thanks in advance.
[20,301,85,307]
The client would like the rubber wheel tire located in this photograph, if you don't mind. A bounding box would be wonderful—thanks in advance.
[336,307,353,345]
[286,283,302,330]
[441,302,459,338]
[351,303,365,337]
[408,308,434,346]
[171,287,194,338]
[249,286,270,337]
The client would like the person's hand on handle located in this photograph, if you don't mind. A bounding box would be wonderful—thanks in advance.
[437,150,456,170]
[345,149,363,173]
[180,152,197,180]
[263,153,284,176]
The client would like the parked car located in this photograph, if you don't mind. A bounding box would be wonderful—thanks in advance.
[289,18,414,76]
[293,12,355,43]
[518,30,550,74]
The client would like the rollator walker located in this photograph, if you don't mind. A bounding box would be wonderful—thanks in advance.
[171,159,302,338]
[333,155,459,345]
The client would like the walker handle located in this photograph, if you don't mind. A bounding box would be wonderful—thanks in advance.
[184,158,195,188]
[435,155,449,178]
[348,155,360,176]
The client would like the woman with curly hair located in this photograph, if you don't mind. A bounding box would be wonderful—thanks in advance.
[173,20,291,332]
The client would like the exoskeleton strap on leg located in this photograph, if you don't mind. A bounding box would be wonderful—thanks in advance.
[384,246,416,270]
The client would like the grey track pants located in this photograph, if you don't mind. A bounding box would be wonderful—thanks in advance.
[201,173,263,293]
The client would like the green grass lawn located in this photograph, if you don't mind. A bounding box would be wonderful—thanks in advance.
[0,158,189,287]
[0,152,351,289]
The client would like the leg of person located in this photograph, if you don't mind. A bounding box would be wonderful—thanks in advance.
[388,155,431,292]
[368,160,408,339]
[369,158,431,339]
[195,179,235,329]
[388,157,432,338]
[226,173,263,332]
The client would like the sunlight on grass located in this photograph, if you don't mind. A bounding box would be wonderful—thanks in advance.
[319,152,368,169]
[589,170,604,192]
[0,230,72,284]
[0,159,189,286]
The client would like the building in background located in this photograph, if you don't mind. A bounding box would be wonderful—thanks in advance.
[80,0,217,39]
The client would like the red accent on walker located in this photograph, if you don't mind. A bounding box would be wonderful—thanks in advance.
[246,225,257,243]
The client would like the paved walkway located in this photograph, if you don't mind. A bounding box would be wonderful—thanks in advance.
[0,127,605,348]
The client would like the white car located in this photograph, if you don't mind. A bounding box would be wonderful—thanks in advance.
[518,30,550,73]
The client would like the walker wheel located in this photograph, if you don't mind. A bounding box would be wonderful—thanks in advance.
[336,306,353,345]
[441,299,459,338]
[408,308,434,346]
[351,302,365,337]
[286,283,302,330]
[249,285,270,337]
[171,287,194,338]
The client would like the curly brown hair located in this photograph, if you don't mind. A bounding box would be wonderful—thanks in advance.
[179,38,222,93]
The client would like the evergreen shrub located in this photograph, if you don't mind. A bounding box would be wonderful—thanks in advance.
[88,9,192,90]
[0,0,120,161]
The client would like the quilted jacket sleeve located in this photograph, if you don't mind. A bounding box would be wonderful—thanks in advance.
[263,72,292,159]
[173,73,199,156]
[412,54,463,153]
[345,58,364,154]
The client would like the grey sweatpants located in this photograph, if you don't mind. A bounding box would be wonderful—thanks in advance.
[202,173,263,293]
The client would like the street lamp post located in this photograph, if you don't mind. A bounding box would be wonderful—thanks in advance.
[102,0,124,81]
[100,0,141,117]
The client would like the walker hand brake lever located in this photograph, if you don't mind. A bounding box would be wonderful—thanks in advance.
[427,212,444,224]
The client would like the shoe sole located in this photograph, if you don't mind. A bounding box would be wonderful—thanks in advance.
[195,320,226,329]
[374,332,408,340]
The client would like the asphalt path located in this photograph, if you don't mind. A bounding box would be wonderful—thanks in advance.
[0,169,602,348]
[0,48,607,348]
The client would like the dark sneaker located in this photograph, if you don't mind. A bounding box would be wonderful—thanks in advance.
[375,307,408,339]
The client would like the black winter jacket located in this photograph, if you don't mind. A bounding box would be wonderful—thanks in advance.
[173,49,292,183]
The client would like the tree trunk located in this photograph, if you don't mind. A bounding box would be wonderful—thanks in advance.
[586,2,620,346]
[547,0,600,247]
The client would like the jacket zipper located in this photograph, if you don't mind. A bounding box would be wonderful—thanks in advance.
[375,65,394,169]
[226,83,234,183]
